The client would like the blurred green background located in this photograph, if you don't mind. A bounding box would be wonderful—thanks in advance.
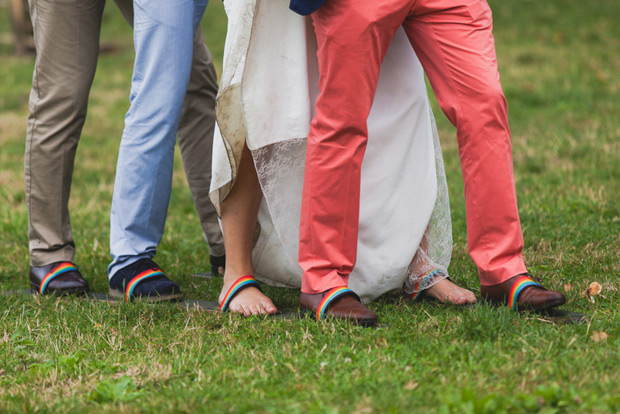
[1,1,619,413]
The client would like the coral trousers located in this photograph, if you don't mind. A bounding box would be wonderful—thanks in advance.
[299,0,528,293]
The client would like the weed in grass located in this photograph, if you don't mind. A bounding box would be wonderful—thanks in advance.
[89,376,144,404]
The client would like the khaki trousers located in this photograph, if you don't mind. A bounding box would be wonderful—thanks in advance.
[24,0,224,266]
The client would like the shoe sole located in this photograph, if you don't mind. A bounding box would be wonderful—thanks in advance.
[30,284,90,296]
[108,289,183,303]
[482,295,566,312]
[300,306,377,327]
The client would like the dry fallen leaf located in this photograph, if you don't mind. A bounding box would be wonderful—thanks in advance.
[564,283,572,292]
[581,282,603,302]
[591,331,608,342]
[588,282,602,296]
[567,336,578,347]
[405,382,419,390]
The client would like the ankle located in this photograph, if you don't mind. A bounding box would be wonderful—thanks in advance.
[223,266,254,282]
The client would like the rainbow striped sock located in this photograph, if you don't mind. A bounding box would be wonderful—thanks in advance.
[507,275,541,310]
[39,262,78,294]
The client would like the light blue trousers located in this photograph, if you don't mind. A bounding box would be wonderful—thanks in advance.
[108,0,209,278]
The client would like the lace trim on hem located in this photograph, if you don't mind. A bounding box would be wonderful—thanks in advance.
[405,269,449,295]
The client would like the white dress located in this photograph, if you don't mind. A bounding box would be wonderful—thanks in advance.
[210,0,453,303]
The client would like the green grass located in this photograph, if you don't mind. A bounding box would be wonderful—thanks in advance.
[1,0,620,412]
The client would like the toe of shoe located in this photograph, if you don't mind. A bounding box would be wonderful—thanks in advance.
[330,298,377,325]
[135,279,181,297]
[46,272,90,293]
[520,288,565,310]
[543,290,566,308]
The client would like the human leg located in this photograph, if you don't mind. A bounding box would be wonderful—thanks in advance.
[24,0,104,292]
[25,0,104,266]
[217,145,277,315]
[298,2,411,323]
[114,0,225,274]
[402,0,564,308]
[300,3,403,294]
[113,0,133,23]
[108,0,208,296]
[402,0,526,285]
[177,27,226,273]
[408,232,476,305]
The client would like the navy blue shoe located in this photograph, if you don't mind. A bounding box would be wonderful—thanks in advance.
[109,259,181,302]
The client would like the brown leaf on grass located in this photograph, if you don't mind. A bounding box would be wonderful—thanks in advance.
[581,282,602,302]
[591,331,608,342]
[564,283,572,292]
[588,282,602,296]
[405,382,419,390]
[597,70,609,83]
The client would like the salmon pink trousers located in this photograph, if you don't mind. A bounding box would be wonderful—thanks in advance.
[299,0,528,293]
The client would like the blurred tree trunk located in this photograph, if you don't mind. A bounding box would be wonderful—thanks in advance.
[10,0,34,54]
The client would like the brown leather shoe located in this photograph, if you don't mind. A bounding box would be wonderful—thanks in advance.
[30,261,90,295]
[480,273,565,311]
[299,287,377,327]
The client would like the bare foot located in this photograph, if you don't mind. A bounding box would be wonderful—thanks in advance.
[219,275,278,316]
[424,278,477,305]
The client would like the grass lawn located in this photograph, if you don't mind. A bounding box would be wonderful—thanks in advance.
[1,0,619,412]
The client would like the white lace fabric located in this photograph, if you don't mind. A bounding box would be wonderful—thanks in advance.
[210,0,453,302]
